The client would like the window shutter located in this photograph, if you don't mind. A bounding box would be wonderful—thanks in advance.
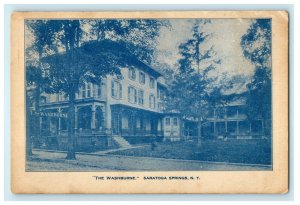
[128,87,130,101]
[134,89,137,103]
[111,81,114,97]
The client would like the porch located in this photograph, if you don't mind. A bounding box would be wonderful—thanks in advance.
[110,104,164,144]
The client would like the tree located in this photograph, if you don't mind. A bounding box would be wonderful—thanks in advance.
[27,19,166,159]
[241,19,271,68]
[43,40,151,159]
[84,19,167,64]
[246,67,271,123]
[241,19,272,135]
[165,20,220,145]
[166,72,211,146]
[26,64,52,156]
[25,20,59,156]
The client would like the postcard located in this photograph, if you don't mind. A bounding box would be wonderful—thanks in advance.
[11,11,288,194]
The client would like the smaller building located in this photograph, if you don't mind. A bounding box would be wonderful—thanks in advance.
[162,114,181,142]
[203,101,271,139]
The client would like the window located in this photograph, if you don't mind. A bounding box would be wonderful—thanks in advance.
[138,90,144,105]
[97,86,101,97]
[150,77,155,89]
[79,85,86,99]
[157,88,165,100]
[87,83,92,98]
[93,84,101,98]
[160,90,164,100]
[78,83,101,99]
[41,96,47,104]
[149,94,156,109]
[111,80,122,99]
[95,84,102,97]
[128,68,136,80]
[60,118,67,130]
[139,72,145,84]
[58,93,66,101]
[128,86,137,103]
[173,117,178,126]
[166,117,170,126]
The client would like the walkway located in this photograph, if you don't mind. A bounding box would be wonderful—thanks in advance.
[27,149,272,171]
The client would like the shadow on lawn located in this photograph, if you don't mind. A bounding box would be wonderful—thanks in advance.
[109,139,272,165]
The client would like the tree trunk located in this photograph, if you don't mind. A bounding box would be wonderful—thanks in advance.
[197,120,202,146]
[66,91,76,160]
[26,94,33,157]
[34,87,41,149]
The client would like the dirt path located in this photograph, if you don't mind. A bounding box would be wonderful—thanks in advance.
[27,150,272,171]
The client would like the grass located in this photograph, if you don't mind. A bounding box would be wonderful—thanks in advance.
[108,139,272,165]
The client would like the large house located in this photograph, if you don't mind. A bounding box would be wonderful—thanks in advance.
[35,63,182,151]
[30,59,270,151]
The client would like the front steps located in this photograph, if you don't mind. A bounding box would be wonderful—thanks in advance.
[112,135,132,148]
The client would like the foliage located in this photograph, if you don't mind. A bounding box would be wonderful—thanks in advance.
[166,71,210,120]
[177,20,220,74]
[246,67,271,121]
[166,20,220,121]
[241,19,272,124]
[26,19,165,159]
[83,19,168,64]
[241,19,271,68]
[43,40,151,94]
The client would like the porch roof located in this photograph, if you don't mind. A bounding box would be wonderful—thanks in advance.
[110,104,162,116]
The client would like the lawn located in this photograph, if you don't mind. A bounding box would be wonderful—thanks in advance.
[108,139,272,165]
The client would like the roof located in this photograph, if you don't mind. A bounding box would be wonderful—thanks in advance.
[42,40,162,77]
[157,76,168,88]
[136,62,162,78]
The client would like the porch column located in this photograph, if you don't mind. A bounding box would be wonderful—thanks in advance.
[58,108,61,135]
[39,116,42,137]
[74,106,78,133]
[91,104,96,130]
[225,108,228,133]
[261,119,265,136]
[213,108,216,136]
[133,111,137,135]
[236,109,239,137]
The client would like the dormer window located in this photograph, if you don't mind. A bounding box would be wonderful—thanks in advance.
[128,68,136,80]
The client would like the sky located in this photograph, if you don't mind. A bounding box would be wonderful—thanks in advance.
[155,19,256,92]
[25,19,258,93]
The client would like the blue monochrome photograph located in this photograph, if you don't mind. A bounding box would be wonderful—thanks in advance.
[25,18,272,171]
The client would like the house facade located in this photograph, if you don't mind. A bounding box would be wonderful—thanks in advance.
[202,102,271,140]
[35,64,182,151]
[31,63,270,151]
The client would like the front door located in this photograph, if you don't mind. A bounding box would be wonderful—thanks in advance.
[150,117,158,135]
[128,112,136,135]
[112,113,122,135]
